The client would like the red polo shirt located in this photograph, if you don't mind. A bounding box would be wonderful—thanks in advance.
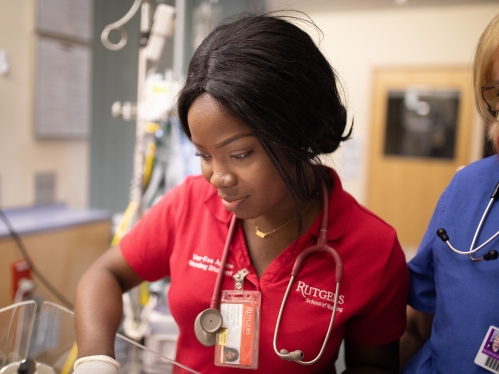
[120,168,408,373]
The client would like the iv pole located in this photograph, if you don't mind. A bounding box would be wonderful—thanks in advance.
[130,0,149,224]
[100,0,176,341]
[101,0,177,231]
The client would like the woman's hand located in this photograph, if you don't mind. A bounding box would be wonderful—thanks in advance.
[73,355,119,374]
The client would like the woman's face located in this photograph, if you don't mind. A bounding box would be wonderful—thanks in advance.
[225,350,237,360]
[493,335,499,348]
[493,46,499,82]
[491,47,499,112]
[187,94,293,220]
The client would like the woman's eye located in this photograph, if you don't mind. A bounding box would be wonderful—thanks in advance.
[195,152,211,160]
[232,151,252,160]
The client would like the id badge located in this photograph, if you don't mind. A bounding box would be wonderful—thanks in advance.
[214,290,261,369]
[475,326,499,372]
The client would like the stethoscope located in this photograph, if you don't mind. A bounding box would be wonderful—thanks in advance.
[194,185,344,365]
[436,180,499,262]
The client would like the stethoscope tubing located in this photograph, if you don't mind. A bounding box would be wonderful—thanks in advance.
[194,215,237,346]
[273,271,341,365]
[210,214,238,310]
[272,184,344,364]
[469,198,499,253]
[443,197,499,255]
[439,180,499,262]
[196,183,344,366]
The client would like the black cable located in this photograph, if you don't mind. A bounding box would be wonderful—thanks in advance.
[0,209,74,309]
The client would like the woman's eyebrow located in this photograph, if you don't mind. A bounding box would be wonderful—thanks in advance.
[215,133,254,148]
[192,133,254,149]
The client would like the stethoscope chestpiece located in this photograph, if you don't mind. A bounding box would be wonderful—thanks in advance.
[194,308,223,346]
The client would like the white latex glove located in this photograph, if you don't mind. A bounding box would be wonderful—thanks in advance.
[73,355,120,374]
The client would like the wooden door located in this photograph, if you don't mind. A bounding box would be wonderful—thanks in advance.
[367,67,474,249]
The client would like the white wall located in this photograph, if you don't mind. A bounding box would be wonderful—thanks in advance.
[0,0,89,209]
[266,2,499,203]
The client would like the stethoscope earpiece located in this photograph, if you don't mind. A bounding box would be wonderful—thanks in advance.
[194,308,223,346]
[279,349,304,362]
[483,250,499,261]
[436,228,449,242]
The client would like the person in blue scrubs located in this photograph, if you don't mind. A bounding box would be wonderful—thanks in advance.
[400,13,499,373]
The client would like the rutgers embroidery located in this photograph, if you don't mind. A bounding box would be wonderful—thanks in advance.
[295,281,344,312]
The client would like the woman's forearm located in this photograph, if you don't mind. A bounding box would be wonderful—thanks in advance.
[399,306,434,368]
[74,265,125,358]
[74,246,143,358]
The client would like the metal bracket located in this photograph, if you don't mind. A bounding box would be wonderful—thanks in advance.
[233,268,249,290]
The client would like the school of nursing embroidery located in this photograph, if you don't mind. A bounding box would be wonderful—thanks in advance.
[295,281,345,312]
[188,253,234,276]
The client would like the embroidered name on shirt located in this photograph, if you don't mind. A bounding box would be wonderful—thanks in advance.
[296,281,344,312]
[188,253,234,276]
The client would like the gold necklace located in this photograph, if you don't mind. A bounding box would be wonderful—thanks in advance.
[253,203,312,239]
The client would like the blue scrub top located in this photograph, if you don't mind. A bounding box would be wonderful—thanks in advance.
[405,155,499,373]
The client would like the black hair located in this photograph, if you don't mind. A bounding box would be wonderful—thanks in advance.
[177,11,352,231]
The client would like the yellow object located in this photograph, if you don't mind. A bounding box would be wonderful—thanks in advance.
[218,328,228,346]
[61,342,78,374]
[143,142,156,188]
[111,201,138,246]
[139,281,150,306]
[144,122,160,133]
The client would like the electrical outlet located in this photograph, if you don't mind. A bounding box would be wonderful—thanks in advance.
[11,259,32,301]
[34,172,56,205]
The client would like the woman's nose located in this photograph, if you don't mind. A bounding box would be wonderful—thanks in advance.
[209,163,236,189]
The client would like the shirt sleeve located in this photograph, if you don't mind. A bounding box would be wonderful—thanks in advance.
[119,182,185,281]
[407,189,447,314]
[346,237,409,345]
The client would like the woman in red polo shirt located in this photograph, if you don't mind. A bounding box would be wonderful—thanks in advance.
[74,11,408,373]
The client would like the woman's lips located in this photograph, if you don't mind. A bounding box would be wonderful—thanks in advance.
[221,196,248,211]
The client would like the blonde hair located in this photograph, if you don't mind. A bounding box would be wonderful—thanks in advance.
[473,14,499,151]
